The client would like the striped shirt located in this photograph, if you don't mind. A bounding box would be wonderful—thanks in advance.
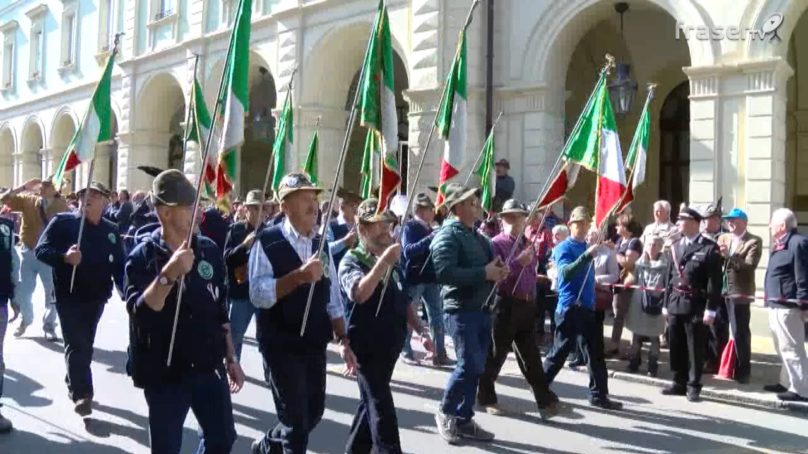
[248,218,344,319]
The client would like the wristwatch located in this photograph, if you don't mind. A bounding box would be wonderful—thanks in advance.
[157,273,176,286]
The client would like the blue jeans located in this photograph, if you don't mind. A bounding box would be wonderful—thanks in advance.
[228,298,257,362]
[17,246,57,329]
[144,370,236,454]
[401,283,446,358]
[440,311,492,423]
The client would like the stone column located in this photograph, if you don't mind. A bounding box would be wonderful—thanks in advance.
[683,68,720,208]
[742,59,792,285]
[38,148,52,179]
[121,130,172,192]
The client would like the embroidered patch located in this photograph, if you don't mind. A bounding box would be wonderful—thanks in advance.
[0,225,9,237]
[197,260,214,280]
[108,254,114,263]
[108,233,117,244]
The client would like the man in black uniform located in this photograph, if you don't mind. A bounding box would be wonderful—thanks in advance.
[35,181,124,417]
[224,189,269,362]
[338,198,433,453]
[125,170,244,453]
[248,173,355,454]
[699,200,729,374]
[662,206,723,402]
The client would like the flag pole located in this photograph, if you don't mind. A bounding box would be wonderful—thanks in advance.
[166,2,243,365]
[68,34,122,293]
[481,54,615,308]
[257,65,298,226]
[373,0,481,318]
[300,15,380,337]
[615,83,656,215]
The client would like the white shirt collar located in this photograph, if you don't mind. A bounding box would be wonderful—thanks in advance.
[733,229,747,240]
[282,217,314,242]
[685,233,699,245]
[337,213,354,228]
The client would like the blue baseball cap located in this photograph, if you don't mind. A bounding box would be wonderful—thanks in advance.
[722,208,748,222]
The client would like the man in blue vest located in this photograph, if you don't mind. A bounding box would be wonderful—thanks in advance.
[327,188,361,269]
[224,189,269,362]
[0,214,19,432]
[249,172,355,454]
[339,198,433,453]
[125,170,244,453]
[34,181,125,417]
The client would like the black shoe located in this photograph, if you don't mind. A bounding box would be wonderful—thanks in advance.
[589,397,623,410]
[647,357,659,378]
[661,385,687,396]
[567,358,586,369]
[763,383,787,393]
[686,389,701,402]
[777,391,808,402]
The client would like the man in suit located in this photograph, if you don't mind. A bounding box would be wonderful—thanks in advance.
[716,208,762,383]
[763,208,808,402]
[663,207,723,402]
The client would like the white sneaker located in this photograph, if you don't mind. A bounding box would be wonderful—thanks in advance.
[435,412,460,444]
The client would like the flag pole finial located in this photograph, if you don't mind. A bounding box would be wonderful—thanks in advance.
[603,54,616,75]
[647,82,658,99]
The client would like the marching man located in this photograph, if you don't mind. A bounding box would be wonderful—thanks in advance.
[338,198,433,453]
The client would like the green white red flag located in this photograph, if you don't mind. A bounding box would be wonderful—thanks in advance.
[473,128,495,213]
[303,125,319,185]
[616,89,652,214]
[435,30,467,207]
[186,75,214,197]
[358,0,399,213]
[562,72,626,228]
[271,90,293,191]
[215,0,252,201]
[53,47,117,189]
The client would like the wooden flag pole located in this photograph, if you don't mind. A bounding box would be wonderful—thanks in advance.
[166,0,243,365]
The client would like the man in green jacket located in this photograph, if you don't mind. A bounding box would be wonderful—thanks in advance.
[431,183,508,445]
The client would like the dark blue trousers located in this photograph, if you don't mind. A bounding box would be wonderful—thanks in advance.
[255,346,326,454]
[543,305,609,399]
[55,300,105,401]
[144,369,236,454]
[441,311,492,423]
[346,348,403,454]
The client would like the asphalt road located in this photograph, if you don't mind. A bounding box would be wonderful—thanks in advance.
[1,288,807,454]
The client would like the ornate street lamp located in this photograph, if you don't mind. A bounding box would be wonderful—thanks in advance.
[608,2,638,116]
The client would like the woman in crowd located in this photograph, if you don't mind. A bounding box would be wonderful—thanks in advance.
[625,236,668,377]
[609,214,643,356]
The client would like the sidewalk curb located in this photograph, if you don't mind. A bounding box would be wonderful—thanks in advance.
[603,369,808,414]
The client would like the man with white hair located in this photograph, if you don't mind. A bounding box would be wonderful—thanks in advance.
[763,208,808,402]
[642,200,677,247]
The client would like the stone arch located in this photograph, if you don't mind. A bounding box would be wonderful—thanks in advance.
[784,7,808,221]
[50,109,78,188]
[0,124,15,188]
[521,0,714,88]
[20,117,45,182]
[745,0,808,61]
[135,72,187,170]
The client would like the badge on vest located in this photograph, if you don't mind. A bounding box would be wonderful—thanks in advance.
[197,260,214,280]
[108,233,117,244]
[0,224,9,237]
[109,254,114,263]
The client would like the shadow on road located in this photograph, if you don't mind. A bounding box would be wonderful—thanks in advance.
[0,428,131,454]
[3,369,52,407]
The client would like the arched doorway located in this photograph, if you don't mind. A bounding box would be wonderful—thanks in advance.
[51,111,77,190]
[786,9,808,225]
[659,81,690,210]
[561,2,691,221]
[343,51,409,193]
[134,73,186,180]
[0,125,14,188]
[20,119,44,183]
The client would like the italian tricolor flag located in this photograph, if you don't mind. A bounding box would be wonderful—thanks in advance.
[358,0,399,212]
[303,124,319,184]
[616,89,652,214]
[359,129,378,200]
[215,0,252,201]
[271,90,293,191]
[563,73,626,228]
[52,47,117,189]
[538,162,580,209]
[435,30,467,207]
[186,75,214,197]
[473,127,495,213]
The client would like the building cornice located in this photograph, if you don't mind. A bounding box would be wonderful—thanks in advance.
[0,20,18,34]
[0,75,122,118]
[24,3,48,19]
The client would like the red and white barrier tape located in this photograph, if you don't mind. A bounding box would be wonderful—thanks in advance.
[606,282,808,306]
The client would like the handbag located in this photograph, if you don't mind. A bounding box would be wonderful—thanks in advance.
[595,284,613,312]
